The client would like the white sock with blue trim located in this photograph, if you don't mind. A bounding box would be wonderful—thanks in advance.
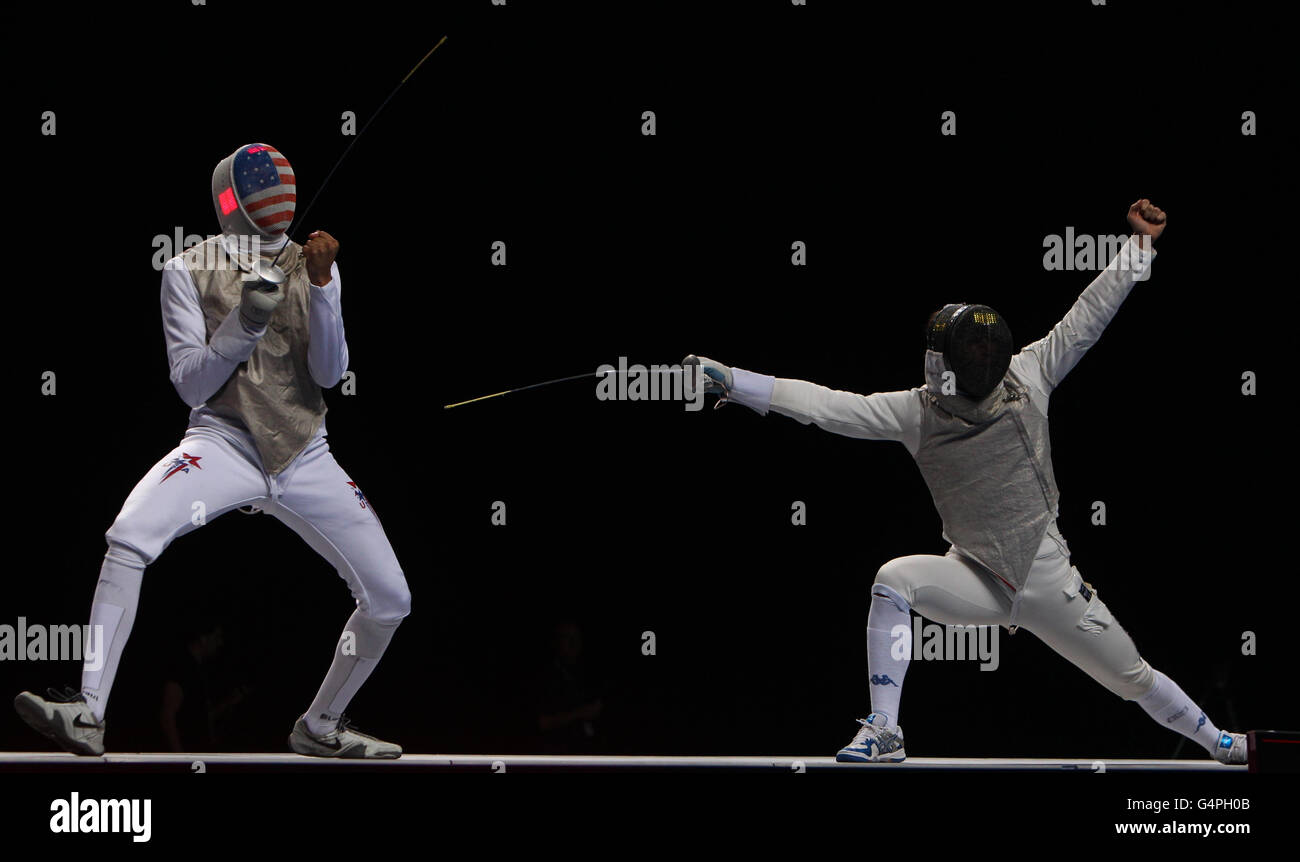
[1137,670,1223,755]
[866,587,912,730]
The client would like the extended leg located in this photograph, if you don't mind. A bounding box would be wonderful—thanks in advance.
[1016,545,1244,762]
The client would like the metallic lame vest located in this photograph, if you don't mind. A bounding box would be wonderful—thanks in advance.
[183,236,326,475]
[913,357,1060,591]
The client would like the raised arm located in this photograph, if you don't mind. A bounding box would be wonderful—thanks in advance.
[1012,199,1165,399]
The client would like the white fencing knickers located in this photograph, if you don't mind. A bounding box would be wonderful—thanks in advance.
[872,526,1155,701]
[82,425,410,723]
[866,529,1238,756]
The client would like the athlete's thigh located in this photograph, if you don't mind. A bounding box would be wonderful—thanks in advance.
[107,428,270,563]
[877,552,1012,627]
[270,439,405,615]
[1015,549,1149,698]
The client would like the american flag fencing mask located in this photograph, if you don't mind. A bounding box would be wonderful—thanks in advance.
[210,143,297,240]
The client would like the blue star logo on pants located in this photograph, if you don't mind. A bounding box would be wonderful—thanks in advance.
[346,480,368,509]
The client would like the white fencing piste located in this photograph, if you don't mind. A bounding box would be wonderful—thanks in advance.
[0,753,1241,771]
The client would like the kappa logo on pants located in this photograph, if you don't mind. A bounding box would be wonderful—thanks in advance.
[871,674,900,687]
[160,453,202,483]
[346,480,368,509]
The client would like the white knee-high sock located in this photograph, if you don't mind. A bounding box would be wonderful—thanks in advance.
[304,610,400,735]
[867,587,912,730]
[1137,669,1222,754]
[81,543,147,721]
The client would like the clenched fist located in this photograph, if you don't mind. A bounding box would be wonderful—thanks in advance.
[303,230,340,286]
[1127,199,1167,243]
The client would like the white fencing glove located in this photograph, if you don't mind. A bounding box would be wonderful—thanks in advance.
[683,355,732,402]
[238,259,286,330]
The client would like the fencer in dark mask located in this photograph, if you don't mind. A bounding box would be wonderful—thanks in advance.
[681,199,1248,768]
[924,303,1013,400]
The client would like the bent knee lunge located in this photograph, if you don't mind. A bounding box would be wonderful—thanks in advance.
[871,583,911,614]
[873,559,917,609]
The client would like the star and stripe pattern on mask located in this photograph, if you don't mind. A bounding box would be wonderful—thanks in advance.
[160,453,202,483]
[225,144,296,235]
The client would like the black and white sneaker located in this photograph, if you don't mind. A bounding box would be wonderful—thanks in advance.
[289,714,402,759]
[14,687,106,756]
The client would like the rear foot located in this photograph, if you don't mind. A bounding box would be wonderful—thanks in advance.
[1212,731,1247,765]
[14,687,105,756]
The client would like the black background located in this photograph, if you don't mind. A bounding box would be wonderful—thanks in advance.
[2,0,1294,783]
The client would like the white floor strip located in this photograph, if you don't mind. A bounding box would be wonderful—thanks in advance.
[0,753,1241,770]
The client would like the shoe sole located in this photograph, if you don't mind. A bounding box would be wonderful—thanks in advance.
[288,732,402,760]
[836,749,906,763]
[13,693,103,757]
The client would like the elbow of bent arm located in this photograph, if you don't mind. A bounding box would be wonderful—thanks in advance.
[311,352,348,389]
[317,371,344,389]
[168,359,211,409]
[331,344,350,388]
[170,377,206,410]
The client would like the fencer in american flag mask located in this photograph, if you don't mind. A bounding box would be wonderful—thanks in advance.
[209,143,297,315]
[210,143,297,239]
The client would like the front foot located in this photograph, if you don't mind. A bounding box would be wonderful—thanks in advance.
[289,715,402,759]
[836,714,906,763]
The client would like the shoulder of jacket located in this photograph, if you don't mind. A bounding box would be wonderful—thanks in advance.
[171,235,225,269]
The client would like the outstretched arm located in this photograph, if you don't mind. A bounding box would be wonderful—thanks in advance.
[771,379,922,453]
[1012,199,1165,399]
[694,358,923,454]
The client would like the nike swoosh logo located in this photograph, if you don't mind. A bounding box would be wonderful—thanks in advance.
[72,717,100,729]
[312,732,342,750]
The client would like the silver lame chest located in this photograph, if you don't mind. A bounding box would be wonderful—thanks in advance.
[182,236,327,475]
[913,372,1060,592]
